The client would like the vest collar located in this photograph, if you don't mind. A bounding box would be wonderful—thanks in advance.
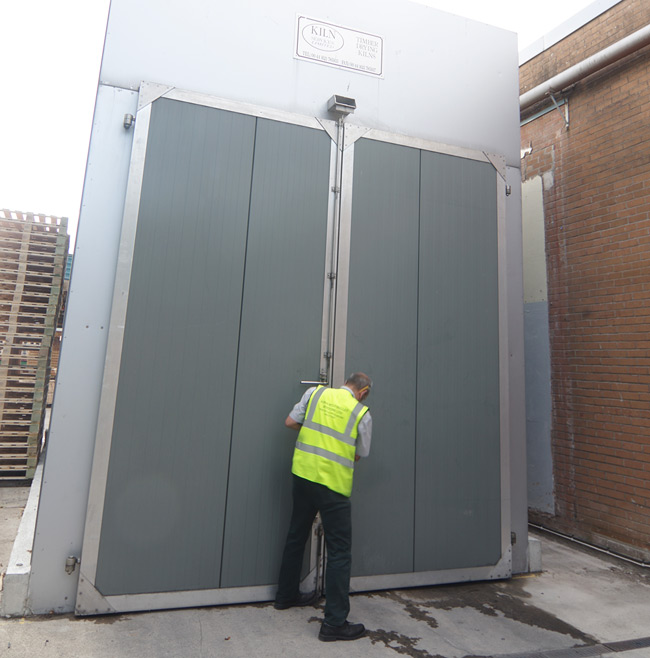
[341,385,355,398]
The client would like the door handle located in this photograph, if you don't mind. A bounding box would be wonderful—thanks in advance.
[300,380,328,386]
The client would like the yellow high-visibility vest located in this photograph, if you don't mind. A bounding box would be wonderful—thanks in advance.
[291,386,368,497]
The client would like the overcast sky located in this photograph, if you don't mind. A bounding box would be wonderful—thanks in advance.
[0,0,598,249]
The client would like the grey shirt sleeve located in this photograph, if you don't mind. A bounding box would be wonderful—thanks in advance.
[288,387,316,424]
[356,411,372,458]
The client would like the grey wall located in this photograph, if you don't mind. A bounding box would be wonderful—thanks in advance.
[522,176,554,515]
[525,302,554,514]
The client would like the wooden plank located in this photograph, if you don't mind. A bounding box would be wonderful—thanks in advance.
[0,301,60,312]
[0,266,58,278]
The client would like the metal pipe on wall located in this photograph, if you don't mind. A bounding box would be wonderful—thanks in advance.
[530,523,650,569]
[520,23,650,111]
[323,116,345,385]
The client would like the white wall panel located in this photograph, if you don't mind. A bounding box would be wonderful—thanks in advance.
[99,0,520,166]
[28,86,138,614]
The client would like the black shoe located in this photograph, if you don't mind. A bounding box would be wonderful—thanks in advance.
[318,620,366,642]
[273,591,319,610]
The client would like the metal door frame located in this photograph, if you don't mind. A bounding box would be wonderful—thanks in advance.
[76,83,340,615]
[332,126,512,591]
[77,83,511,615]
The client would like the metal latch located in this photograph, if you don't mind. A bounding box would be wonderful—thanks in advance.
[65,556,80,575]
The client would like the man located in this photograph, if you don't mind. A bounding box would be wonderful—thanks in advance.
[274,372,373,642]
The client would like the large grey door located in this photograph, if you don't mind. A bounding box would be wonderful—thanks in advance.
[341,135,506,588]
[78,93,333,611]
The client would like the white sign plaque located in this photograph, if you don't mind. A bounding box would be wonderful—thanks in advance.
[295,16,384,77]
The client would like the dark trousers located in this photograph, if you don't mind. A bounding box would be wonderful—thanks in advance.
[276,475,352,627]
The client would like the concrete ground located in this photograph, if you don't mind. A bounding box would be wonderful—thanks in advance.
[1,486,650,658]
[0,487,28,589]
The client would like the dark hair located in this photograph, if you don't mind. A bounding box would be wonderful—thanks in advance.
[345,372,373,391]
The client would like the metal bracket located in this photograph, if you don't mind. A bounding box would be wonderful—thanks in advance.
[489,545,513,580]
[76,571,116,616]
[482,151,507,183]
[316,117,340,144]
[343,124,373,149]
[137,81,175,111]
[549,93,569,129]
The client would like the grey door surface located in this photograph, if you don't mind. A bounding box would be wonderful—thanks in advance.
[345,138,501,579]
[344,139,420,577]
[92,97,332,596]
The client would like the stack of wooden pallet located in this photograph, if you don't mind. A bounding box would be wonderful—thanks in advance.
[0,210,69,482]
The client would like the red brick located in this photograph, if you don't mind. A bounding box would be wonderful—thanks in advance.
[521,0,650,558]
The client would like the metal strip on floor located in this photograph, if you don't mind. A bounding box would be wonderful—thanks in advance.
[603,636,650,652]
[488,636,650,657]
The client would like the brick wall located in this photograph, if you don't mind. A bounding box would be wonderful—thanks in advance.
[521,0,650,561]
[520,0,650,93]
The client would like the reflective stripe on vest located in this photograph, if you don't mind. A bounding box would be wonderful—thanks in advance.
[291,386,368,497]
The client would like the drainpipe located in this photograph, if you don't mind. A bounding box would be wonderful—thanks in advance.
[520,23,650,112]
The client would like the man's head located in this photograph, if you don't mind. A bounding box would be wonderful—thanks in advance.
[345,372,373,403]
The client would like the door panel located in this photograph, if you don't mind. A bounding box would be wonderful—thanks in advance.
[95,99,257,595]
[220,119,331,587]
[415,152,501,571]
[346,140,502,579]
[345,139,420,577]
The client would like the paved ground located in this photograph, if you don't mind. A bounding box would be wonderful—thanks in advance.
[2,485,650,657]
[0,487,28,585]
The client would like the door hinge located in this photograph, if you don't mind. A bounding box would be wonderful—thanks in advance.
[511,532,517,545]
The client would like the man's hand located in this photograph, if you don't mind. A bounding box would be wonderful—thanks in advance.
[285,416,302,431]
